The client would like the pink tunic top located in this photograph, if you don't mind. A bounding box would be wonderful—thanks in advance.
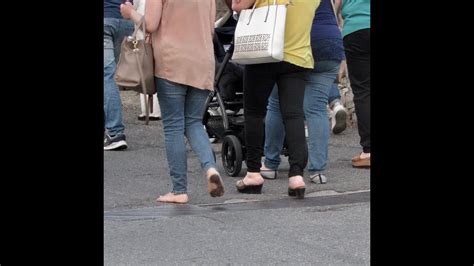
[151,0,216,91]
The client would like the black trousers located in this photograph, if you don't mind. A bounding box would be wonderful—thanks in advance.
[344,29,370,153]
[243,61,310,177]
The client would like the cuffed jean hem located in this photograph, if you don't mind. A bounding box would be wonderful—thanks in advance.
[203,165,216,175]
[308,171,324,176]
[172,191,188,195]
[263,159,279,171]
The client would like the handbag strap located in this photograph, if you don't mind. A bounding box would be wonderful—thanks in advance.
[131,17,147,39]
[132,18,152,124]
[246,0,278,24]
[329,0,337,20]
[329,0,342,31]
[134,50,151,124]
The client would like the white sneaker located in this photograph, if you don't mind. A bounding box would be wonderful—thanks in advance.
[331,103,347,134]
[309,173,327,184]
[260,169,277,179]
[260,162,277,179]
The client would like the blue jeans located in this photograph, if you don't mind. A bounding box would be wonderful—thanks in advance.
[104,18,133,136]
[156,78,216,194]
[328,82,341,105]
[264,60,340,175]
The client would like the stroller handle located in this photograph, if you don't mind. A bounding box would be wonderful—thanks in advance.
[215,40,235,85]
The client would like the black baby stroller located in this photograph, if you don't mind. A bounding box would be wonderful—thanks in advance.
[203,11,246,177]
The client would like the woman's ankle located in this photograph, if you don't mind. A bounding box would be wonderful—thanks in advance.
[288,175,305,188]
[243,172,264,183]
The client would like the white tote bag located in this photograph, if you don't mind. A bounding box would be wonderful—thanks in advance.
[231,0,287,65]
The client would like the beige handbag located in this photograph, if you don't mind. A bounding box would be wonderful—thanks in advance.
[115,17,155,124]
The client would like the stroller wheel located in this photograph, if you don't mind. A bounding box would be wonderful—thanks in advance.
[221,135,243,177]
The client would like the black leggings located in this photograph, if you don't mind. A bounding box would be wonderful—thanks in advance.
[243,61,310,177]
[344,29,370,153]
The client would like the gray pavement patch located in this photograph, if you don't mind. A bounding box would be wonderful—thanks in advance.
[105,91,370,209]
[104,190,369,221]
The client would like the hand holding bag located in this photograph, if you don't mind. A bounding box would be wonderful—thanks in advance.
[231,0,287,65]
[115,17,156,124]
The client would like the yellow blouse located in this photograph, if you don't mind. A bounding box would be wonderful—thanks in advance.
[255,0,319,69]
